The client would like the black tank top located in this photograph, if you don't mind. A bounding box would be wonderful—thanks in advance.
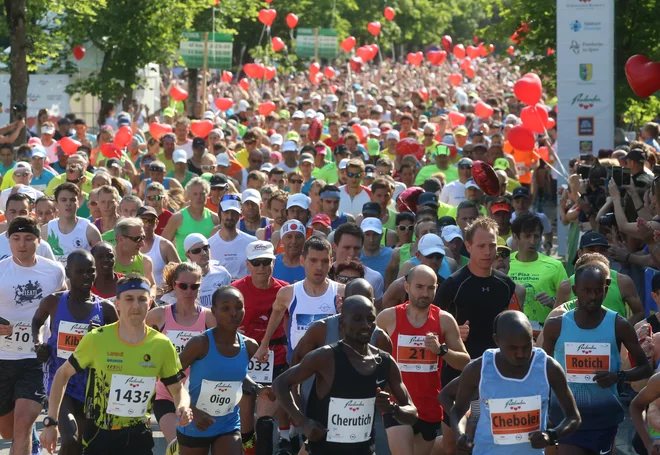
[306,341,392,455]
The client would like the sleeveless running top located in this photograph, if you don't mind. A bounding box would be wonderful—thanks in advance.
[91,273,122,303]
[114,252,145,275]
[178,330,249,437]
[306,341,391,455]
[174,207,216,259]
[330,213,349,230]
[409,256,453,279]
[239,217,268,236]
[46,218,91,264]
[551,308,623,429]
[568,270,625,317]
[45,292,104,402]
[145,177,171,190]
[399,243,412,270]
[391,302,444,422]
[155,304,209,402]
[273,254,306,283]
[264,223,274,241]
[474,348,549,454]
[144,235,166,287]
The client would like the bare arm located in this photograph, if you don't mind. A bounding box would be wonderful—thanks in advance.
[142,255,156,286]
[145,306,166,331]
[376,307,396,335]
[162,238,181,264]
[439,312,471,371]
[382,278,406,309]
[554,279,572,307]
[255,286,292,361]
[86,223,102,247]
[161,212,182,242]
[290,320,325,366]
[631,372,660,453]
[31,294,59,344]
[397,259,413,280]
[383,358,418,425]
[618,273,644,324]
[384,248,400,288]
[450,359,481,439]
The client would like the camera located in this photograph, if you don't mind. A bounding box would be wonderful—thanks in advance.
[12,103,26,121]
[577,164,592,180]
[609,166,631,187]
[599,213,617,227]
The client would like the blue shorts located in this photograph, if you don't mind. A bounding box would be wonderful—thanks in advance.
[559,426,617,454]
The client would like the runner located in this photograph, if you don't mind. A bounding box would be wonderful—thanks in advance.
[113,217,156,285]
[377,265,470,455]
[138,205,180,288]
[239,189,269,236]
[273,220,306,283]
[398,233,458,281]
[256,190,288,244]
[542,263,652,455]
[271,194,314,254]
[90,242,122,302]
[274,295,419,455]
[491,245,529,312]
[40,274,193,454]
[385,218,439,287]
[146,262,214,443]
[0,216,66,455]
[0,193,56,261]
[630,371,660,455]
[319,184,355,230]
[31,250,119,454]
[450,310,581,455]
[176,286,259,454]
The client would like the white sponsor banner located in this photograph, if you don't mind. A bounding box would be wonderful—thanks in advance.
[556,0,614,163]
[0,75,70,127]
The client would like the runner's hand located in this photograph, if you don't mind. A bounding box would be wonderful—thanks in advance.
[176,405,193,427]
[258,385,277,402]
[40,426,59,454]
[528,430,551,448]
[424,333,441,354]
[636,323,651,340]
[648,440,660,455]
[303,418,327,442]
[254,344,270,362]
[191,406,215,431]
[375,387,395,413]
[35,343,50,363]
[592,371,619,388]
[535,293,555,308]
[0,323,13,336]
[458,321,470,341]
[456,433,473,455]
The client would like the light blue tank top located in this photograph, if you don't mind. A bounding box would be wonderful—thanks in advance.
[410,256,452,279]
[360,246,393,278]
[551,309,623,429]
[474,348,549,455]
[178,330,249,437]
[273,254,306,284]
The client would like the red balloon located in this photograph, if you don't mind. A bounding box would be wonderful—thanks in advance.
[427,50,447,66]
[367,22,381,37]
[406,52,423,67]
[244,63,266,79]
[514,72,543,106]
[546,117,556,129]
[341,36,356,52]
[310,62,320,75]
[368,45,379,60]
[286,13,298,29]
[465,66,476,79]
[190,120,214,139]
[149,122,173,140]
[258,102,276,116]
[100,143,122,160]
[478,43,488,57]
[489,44,495,53]
[395,138,425,161]
[170,86,188,101]
[384,6,395,21]
[442,35,452,53]
[453,44,466,60]
[547,47,555,56]
[310,72,323,85]
[73,45,86,61]
[472,161,500,197]
[239,78,249,91]
[323,66,336,79]
[271,37,285,52]
[448,111,466,126]
[352,124,365,142]
[460,58,472,71]
[475,101,494,119]
[221,71,233,83]
[466,45,479,59]
[625,55,660,98]
[214,98,233,111]
[58,137,81,155]
[113,126,133,149]
[520,104,549,134]
[264,66,276,81]
[258,9,277,26]
[508,125,536,152]
[419,88,429,101]
[308,118,323,142]
[448,73,462,87]
[349,57,363,73]
[356,46,370,62]
[507,45,515,55]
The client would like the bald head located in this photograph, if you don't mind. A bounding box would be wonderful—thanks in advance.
[67,249,94,267]
[407,264,437,285]
[341,295,374,316]
[494,310,532,338]
[345,278,374,301]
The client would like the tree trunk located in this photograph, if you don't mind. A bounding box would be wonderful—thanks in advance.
[6,0,27,144]
[188,68,198,117]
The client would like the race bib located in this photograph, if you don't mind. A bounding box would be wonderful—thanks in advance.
[196,380,242,417]
[107,375,157,417]
[489,395,542,445]
[564,342,610,383]
[248,350,274,384]
[57,321,88,359]
[166,330,202,355]
[396,334,438,373]
[326,397,375,443]
[2,321,33,353]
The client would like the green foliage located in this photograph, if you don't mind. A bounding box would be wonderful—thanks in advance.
[623,96,660,130]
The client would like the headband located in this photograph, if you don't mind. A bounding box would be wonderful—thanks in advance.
[320,190,341,199]
[117,280,151,297]
[7,222,40,238]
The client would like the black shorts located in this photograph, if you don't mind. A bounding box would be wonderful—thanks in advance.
[153,399,176,422]
[559,426,618,454]
[176,428,241,448]
[382,413,441,441]
[272,363,288,382]
[0,358,46,416]
[82,423,154,455]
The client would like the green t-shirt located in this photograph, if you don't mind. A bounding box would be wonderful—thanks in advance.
[156,151,175,173]
[317,162,339,184]
[508,252,568,324]
[101,229,116,246]
[76,192,90,219]
[71,322,183,430]
[415,164,459,186]
[44,173,94,196]
[167,170,194,188]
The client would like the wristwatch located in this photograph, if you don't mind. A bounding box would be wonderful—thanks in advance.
[618,370,628,382]
[437,343,449,357]
[545,428,559,446]
[43,416,58,428]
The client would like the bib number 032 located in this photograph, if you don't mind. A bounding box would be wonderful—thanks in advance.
[248,350,274,384]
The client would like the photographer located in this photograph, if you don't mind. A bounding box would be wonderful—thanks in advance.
[622,146,654,222]
[577,164,608,232]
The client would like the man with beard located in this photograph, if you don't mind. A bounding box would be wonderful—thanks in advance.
[257,190,288,244]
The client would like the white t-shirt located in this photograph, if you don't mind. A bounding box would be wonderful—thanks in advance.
[208,230,257,279]
[275,162,298,174]
[0,256,65,360]
[439,180,467,206]
[178,140,194,159]
[0,235,55,262]
[338,185,372,219]
[198,262,232,308]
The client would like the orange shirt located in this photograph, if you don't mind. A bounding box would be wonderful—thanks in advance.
[510,147,537,185]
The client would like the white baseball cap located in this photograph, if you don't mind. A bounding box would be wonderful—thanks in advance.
[280,220,306,238]
[172,149,187,164]
[42,125,55,135]
[241,188,262,205]
[292,110,305,119]
[184,233,208,253]
[418,233,446,256]
[305,109,316,118]
[441,225,463,243]
[203,110,215,121]
[361,217,383,234]
[346,105,358,114]
[261,162,274,172]
[338,158,350,170]
[220,198,242,213]
[246,240,275,260]
[386,130,400,141]
[238,100,250,113]
[465,179,482,191]
[369,128,381,137]
[14,162,32,173]
[270,133,283,146]
[286,193,310,210]
[216,153,230,167]
[31,146,47,159]
[373,105,384,113]
[282,141,297,153]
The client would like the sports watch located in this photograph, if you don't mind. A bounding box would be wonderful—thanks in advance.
[437,343,449,357]
[43,416,58,428]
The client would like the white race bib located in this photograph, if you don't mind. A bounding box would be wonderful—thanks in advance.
[326,397,375,443]
[166,330,202,355]
[2,321,33,353]
[57,321,88,359]
[106,375,157,417]
[564,342,610,383]
[196,380,242,417]
[489,395,542,445]
[248,350,274,384]
[396,334,438,373]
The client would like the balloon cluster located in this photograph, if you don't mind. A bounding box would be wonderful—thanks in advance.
[506,73,555,152]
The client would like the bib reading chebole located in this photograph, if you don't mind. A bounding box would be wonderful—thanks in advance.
[248,350,275,384]
[166,330,202,355]
[107,375,157,417]
[489,395,542,445]
[326,397,375,443]
[57,321,88,359]
[2,321,33,353]
[396,334,438,373]
[196,380,242,417]
[564,342,610,383]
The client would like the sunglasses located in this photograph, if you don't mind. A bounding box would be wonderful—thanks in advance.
[189,244,210,255]
[123,235,146,243]
[335,274,358,284]
[249,258,273,267]
[290,179,303,184]
[211,185,229,191]
[496,249,511,259]
[176,282,201,291]
[244,140,257,146]
[146,195,162,201]
[140,217,156,226]
[424,252,444,260]
[14,172,29,178]
[397,225,415,232]
[149,167,165,172]
[379,170,392,176]
[346,172,363,178]
[201,165,216,171]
